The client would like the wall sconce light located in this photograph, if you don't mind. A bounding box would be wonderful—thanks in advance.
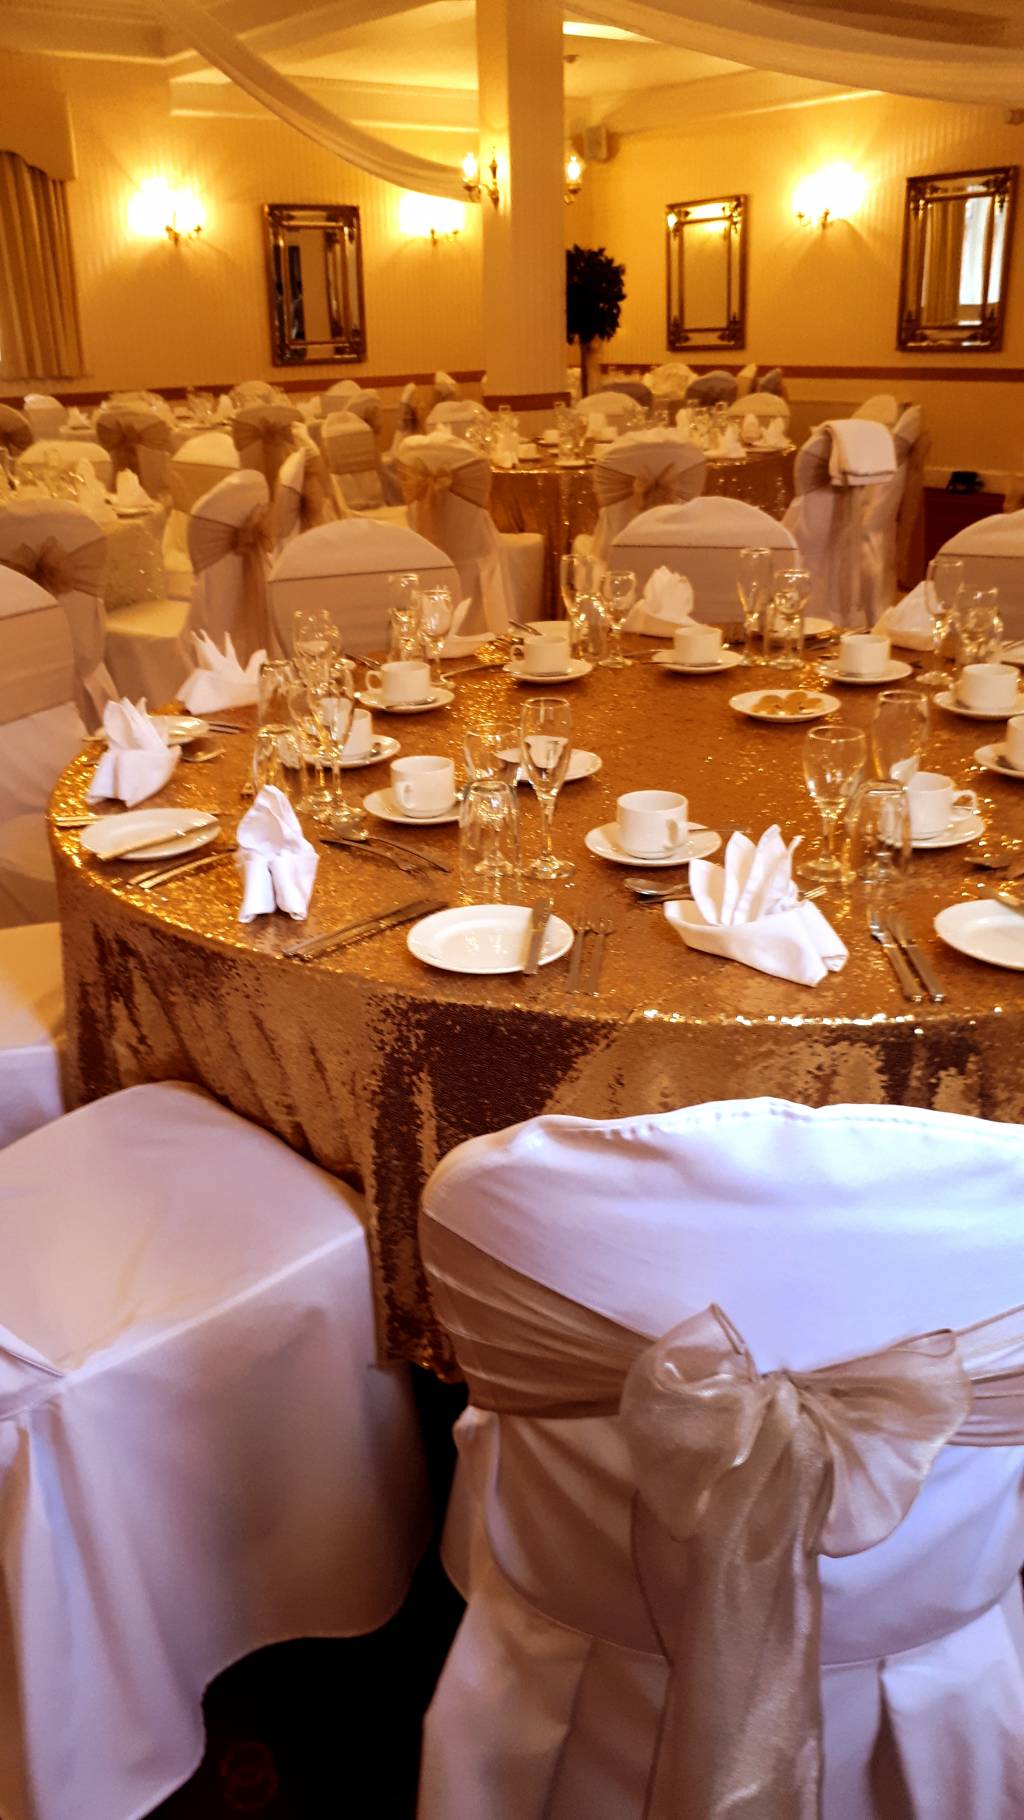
[128,178,205,244]
[793,163,867,230]
[564,152,584,203]
[399,192,465,244]
[462,151,501,208]
[666,210,679,235]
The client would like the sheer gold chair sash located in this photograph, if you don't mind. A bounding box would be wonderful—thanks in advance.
[190,505,272,653]
[230,416,297,486]
[296,451,334,531]
[0,405,32,457]
[95,413,171,479]
[425,1223,1024,1820]
[394,454,490,546]
[594,453,704,513]
[2,534,106,599]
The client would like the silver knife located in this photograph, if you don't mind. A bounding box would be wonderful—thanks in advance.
[137,848,237,891]
[320,831,451,874]
[283,895,445,961]
[868,910,923,1002]
[522,896,553,975]
[886,913,945,1003]
[566,922,587,993]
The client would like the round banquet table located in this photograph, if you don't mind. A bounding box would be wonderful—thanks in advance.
[490,444,796,610]
[52,642,1024,1377]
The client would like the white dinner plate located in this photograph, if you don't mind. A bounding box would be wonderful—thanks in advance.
[103,714,210,748]
[80,807,220,862]
[934,899,1024,970]
[356,686,454,715]
[408,903,574,974]
[503,657,593,685]
[911,810,986,851]
[729,689,840,724]
[934,689,1024,721]
[974,743,1024,781]
[363,787,460,827]
[819,659,913,686]
[1001,641,1024,666]
[584,822,722,868]
[651,649,745,675]
[502,747,601,785]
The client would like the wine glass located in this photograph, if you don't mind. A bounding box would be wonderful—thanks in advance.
[558,552,592,649]
[386,571,422,659]
[919,556,964,687]
[801,724,867,884]
[765,585,805,670]
[736,547,774,665]
[520,696,574,882]
[313,670,362,831]
[850,782,911,893]
[598,569,638,668]
[871,689,929,783]
[418,585,454,688]
[955,587,1004,669]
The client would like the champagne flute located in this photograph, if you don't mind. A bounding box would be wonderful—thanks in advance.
[288,675,332,815]
[386,570,422,659]
[871,689,929,782]
[292,608,338,692]
[418,585,454,688]
[736,547,774,664]
[599,569,638,668]
[919,556,964,687]
[801,724,867,884]
[521,696,574,881]
[313,660,362,830]
[558,552,592,650]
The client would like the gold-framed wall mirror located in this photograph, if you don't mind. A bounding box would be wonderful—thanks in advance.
[263,203,367,366]
[897,167,1017,352]
[665,195,747,352]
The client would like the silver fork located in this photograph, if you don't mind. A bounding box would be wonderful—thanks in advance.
[867,906,923,1002]
[585,916,613,997]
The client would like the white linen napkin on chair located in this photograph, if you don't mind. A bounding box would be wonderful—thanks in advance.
[236,785,318,922]
[625,565,695,635]
[87,697,180,806]
[874,583,933,651]
[825,419,893,483]
[179,632,266,713]
[114,469,153,508]
[665,826,848,987]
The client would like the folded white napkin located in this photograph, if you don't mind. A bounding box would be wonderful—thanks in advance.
[179,631,266,713]
[87,697,180,806]
[741,414,760,444]
[874,583,933,651]
[66,407,91,428]
[115,469,152,508]
[762,417,788,448]
[666,827,848,987]
[441,597,478,655]
[625,565,695,635]
[717,424,745,458]
[825,418,893,484]
[236,785,318,922]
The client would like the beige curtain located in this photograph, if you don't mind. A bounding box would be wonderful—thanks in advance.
[922,203,965,325]
[0,151,84,381]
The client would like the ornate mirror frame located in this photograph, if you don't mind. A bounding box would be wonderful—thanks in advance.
[665,195,747,351]
[897,167,1017,353]
[263,203,367,366]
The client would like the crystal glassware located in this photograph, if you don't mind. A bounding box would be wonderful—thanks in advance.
[459,779,520,900]
[598,569,638,668]
[418,585,455,687]
[765,586,805,670]
[463,725,520,786]
[386,572,422,658]
[251,726,301,804]
[736,547,774,665]
[313,679,362,831]
[871,688,929,782]
[850,781,911,893]
[291,608,339,693]
[520,696,574,882]
[287,676,332,815]
[558,552,592,651]
[801,724,867,884]
[954,587,1004,670]
[918,556,965,687]
[257,659,295,733]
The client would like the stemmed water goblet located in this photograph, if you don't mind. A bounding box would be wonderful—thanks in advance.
[919,556,964,688]
[736,547,774,664]
[386,571,422,659]
[292,608,339,693]
[558,552,592,651]
[800,724,867,885]
[871,689,929,783]
[521,696,574,882]
[598,569,638,668]
[418,585,454,688]
[312,660,362,831]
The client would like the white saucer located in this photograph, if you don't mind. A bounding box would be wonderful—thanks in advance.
[363,787,460,827]
[501,747,602,784]
[584,823,722,868]
[934,899,1024,970]
[651,649,745,676]
[103,715,209,747]
[80,807,220,862]
[729,689,840,723]
[1001,641,1024,666]
[820,659,913,686]
[911,811,986,851]
[283,734,401,770]
[803,617,836,640]
[408,903,574,974]
[935,689,1024,721]
[975,743,1024,780]
[356,686,454,714]
[503,657,593,685]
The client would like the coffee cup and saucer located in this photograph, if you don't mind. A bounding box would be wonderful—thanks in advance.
[906,771,985,849]
[652,624,743,675]
[821,632,912,686]
[364,755,461,826]
[975,714,1024,780]
[357,659,454,714]
[935,663,1024,720]
[584,790,722,867]
[504,625,591,685]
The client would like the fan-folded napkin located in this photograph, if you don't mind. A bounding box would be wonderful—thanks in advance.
[179,631,266,712]
[874,583,933,651]
[716,424,745,457]
[625,565,695,635]
[665,826,848,986]
[740,414,761,444]
[441,597,480,656]
[66,407,91,429]
[115,469,153,508]
[761,416,788,448]
[87,697,180,806]
[236,785,317,921]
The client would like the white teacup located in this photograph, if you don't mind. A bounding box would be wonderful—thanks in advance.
[527,619,572,644]
[1005,715,1024,772]
[342,708,374,758]
[957,662,1020,714]
[390,754,456,818]
[839,632,890,678]
[616,789,689,857]
[672,623,722,666]
[906,770,979,840]
[365,659,432,705]
[521,634,571,677]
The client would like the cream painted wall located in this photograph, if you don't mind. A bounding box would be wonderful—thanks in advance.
[587,91,1024,478]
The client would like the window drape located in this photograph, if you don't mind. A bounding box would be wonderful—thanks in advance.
[0,151,84,382]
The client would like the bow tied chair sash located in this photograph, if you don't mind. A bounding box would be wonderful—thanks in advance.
[0,536,112,728]
[394,455,491,547]
[230,416,298,487]
[297,451,334,531]
[424,1223,1024,1820]
[594,455,704,514]
[95,414,171,479]
[190,505,273,656]
[0,407,32,457]
[4,535,106,600]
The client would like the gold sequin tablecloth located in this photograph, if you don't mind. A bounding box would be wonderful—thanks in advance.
[53,652,1024,1376]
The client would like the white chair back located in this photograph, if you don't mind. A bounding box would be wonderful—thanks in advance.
[390,381,419,452]
[337,388,382,436]
[19,440,113,490]
[229,404,301,490]
[0,567,84,819]
[611,497,796,623]
[939,506,1024,640]
[420,1098,1024,1820]
[22,394,66,439]
[591,434,706,563]
[783,420,897,625]
[860,406,926,622]
[735,360,757,398]
[424,399,487,437]
[186,471,272,661]
[854,392,900,427]
[271,446,336,555]
[269,517,459,656]
[685,370,739,406]
[725,392,790,425]
[577,390,640,430]
[320,379,363,408]
[600,379,652,409]
[230,380,277,407]
[392,435,509,632]
[321,410,385,510]
[169,431,240,513]
[94,405,171,499]
[0,499,113,729]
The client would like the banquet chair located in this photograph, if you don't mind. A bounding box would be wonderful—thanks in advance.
[735,360,757,398]
[185,469,274,661]
[757,366,787,397]
[322,411,396,514]
[394,435,543,632]
[582,434,706,566]
[0,499,114,733]
[390,380,420,451]
[21,394,66,439]
[0,405,33,460]
[0,563,89,927]
[576,391,641,432]
[685,369,739,406]
[231,403,302,492]
[19,439,113,489]
[0,920,64,1142]
[229,378,278,407]
[0,1079,431,1820]
[419,1097,1024,1820]
[599,379,652,410]
[859,405,927,622]
[610,496,797,623]
[725,391,790,428]
[269,516,460,655]
[164,430,241,599]
[95,404,172,500]
[340,387,384,442]
[936,506,1024,640]
[320,378,363,411]
[783,420,897,626]
[424,399,489,437]
[854,392,901,427]
[272,445,336,554]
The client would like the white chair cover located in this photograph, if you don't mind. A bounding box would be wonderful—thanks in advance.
[322,410,388,511]
[686,370,739,406]
[611,497,797,623]
[600,379,652,409]
[230,404,301,490]
[341,388,383,440]
[187,470,273,660]
[320,379,363,408]
[735,360,757,398]
[269,516,459,655]
[938,507,1024,641]
[19,439,113,489]
[169,430,241,513]
[394,436,523,633]
[425,399,488,437]
[854,392,901,427]
[0,923,64,1142]
[757,367,787,397]
[22,395,66,439]
[783,421,897,626]
[94,405,172,499]
[229,379,278,407]
[419,1097,1024,1820]
[588,434,706,564]
[0,1079,429,1820]
[647,362,694,393]
[0,499,114,731]
[577,391,641,430]
[860,406,926,624]
[390,380,420,452]
[272,445,336,554]
[0,406,33,458]
[725,392,790,425]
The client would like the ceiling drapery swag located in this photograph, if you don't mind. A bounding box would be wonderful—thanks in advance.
[148,0,465,199]
[570,0,1024,108]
